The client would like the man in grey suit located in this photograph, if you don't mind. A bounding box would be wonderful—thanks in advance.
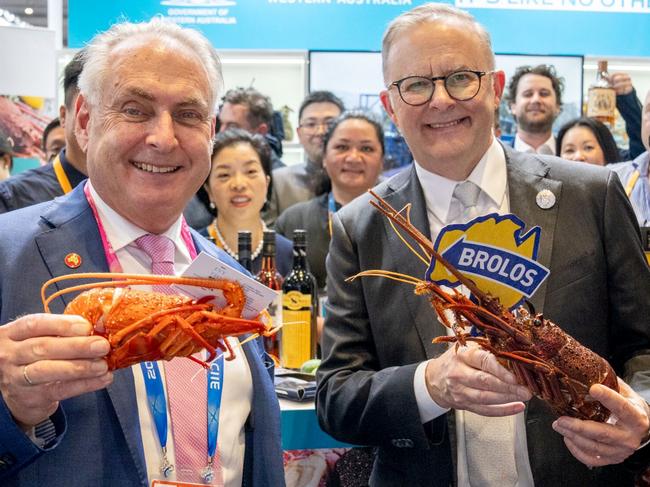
[316,3,650,486]
[0,18,284,486]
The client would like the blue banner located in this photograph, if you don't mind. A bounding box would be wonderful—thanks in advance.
[69,0,650,57]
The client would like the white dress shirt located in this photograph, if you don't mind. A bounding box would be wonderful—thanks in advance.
[514,133,555,156]
[410,139,534,486]
[88,182,252,486]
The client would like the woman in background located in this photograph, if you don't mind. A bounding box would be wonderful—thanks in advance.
[556,117,620,165]
[201,129,293,275]
[276,111,385,292]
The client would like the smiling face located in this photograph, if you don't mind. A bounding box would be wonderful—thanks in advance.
[559,125,606,165]
[75,40,215,233]
[205,142,270,224]
[510,73,560,135]
[323,118,384,200]
[297,101,343,164]
[380,20,504,180]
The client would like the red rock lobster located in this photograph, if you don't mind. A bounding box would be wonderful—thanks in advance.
[41,273,275,370]
[350,191,619,422]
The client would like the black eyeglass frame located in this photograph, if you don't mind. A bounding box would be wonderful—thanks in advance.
[388,70,495,106]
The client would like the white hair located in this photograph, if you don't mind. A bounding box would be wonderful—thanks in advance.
[78,17,223,111]
[381,3,495,83]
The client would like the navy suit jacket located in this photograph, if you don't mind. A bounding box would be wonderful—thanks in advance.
[0,184,285,486]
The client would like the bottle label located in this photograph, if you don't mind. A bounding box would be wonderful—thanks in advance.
[283,290,312,310]
[281,308,312,369]
[587,88,616,119]
[263,290,282,363]
[281,291,313,369]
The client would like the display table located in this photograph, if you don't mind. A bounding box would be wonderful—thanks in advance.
[280,398,353,450]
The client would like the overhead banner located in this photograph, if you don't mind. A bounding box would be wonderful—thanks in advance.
[69,0,650,57]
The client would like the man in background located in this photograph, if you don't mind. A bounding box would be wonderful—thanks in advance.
[0,50,87,213]
[611,88,650,227]
[268,90,344,222]
[506,64,564,155]
[41,118,65,163]
[506,64,643,159]
[219,86,285,169]
[0,133,14,181]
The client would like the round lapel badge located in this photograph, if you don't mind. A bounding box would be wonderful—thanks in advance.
[535,189,556,210]
[64,253,82,269]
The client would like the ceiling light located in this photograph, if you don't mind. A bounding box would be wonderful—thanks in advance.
[24,7,33,15]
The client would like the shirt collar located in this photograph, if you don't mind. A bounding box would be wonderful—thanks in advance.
[513,133,555,155]
[414,137,508,223]
[87,180,188,259]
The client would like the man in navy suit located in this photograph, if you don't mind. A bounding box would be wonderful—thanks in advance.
[0,18,284,486]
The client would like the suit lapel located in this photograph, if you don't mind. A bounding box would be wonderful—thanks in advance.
[35,186,108,313]
[35,185,146,479]
[503,146,562,313]
[383,167,447,358]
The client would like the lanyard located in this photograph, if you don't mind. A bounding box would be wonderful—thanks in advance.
[327,192,339,238]
[52,154,73,194]
[84,182,227,481]
[625,169,640,198]
[141,355,225,481]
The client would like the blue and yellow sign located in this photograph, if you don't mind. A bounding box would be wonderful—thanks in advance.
[427,213,549,310]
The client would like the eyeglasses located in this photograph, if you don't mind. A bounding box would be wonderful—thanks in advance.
[388,70,494,106]
[298,119,335,133]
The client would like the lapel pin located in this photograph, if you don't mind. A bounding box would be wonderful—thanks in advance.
[64,253,82,269]
[535,189,556,210]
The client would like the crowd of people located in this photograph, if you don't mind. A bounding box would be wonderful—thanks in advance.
[0,2,649,486]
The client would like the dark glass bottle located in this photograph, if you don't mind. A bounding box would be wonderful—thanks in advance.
[281,229,318,369]
[237,230,252,273]
[255,230,283,361]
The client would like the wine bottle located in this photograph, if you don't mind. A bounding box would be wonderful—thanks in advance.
[587,60,616,128]
[237,230,252,273]
[281,229,317,369]
[255,230,283,361]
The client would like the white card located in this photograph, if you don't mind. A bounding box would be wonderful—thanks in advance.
[175,251,277,319]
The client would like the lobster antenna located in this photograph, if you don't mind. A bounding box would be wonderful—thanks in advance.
[368,190,487,300]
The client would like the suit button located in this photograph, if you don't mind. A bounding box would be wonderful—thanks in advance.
[0,452,16,471]
[391,438,414,448]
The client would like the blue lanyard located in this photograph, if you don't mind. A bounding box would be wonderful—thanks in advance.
[140,354,225,480]
[327,192,341,237]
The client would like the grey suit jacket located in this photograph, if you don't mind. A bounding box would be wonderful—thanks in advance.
[316,146,650,486]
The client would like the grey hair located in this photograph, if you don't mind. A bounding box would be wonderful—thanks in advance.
[381,3,495,83]
[78,17,223,112]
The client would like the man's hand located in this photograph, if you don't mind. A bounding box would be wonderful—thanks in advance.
[552,379,650,467]
[608,73,634,96]
[0,314,113,429]
[424,344,532,416]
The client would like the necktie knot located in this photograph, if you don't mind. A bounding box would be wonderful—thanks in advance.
[453,181,481,210]
[136,234,175,266]
[135,234,176,293]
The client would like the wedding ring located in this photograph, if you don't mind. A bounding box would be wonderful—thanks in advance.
[22,365,35,386]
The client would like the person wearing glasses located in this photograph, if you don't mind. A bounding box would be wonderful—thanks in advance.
[268,91,344,224]
[316,3,650,486]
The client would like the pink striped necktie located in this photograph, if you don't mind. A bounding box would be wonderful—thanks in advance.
[135,233,223,485]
